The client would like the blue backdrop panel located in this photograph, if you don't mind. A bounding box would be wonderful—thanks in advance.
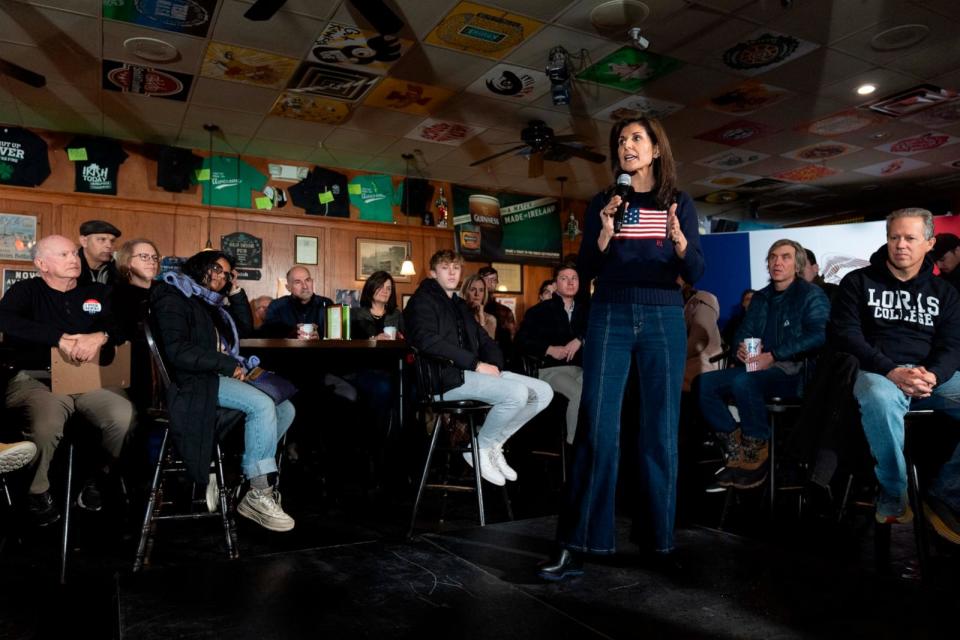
[699,233,752,329]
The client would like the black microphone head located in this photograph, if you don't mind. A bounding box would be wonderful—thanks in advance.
[616,173,631,188]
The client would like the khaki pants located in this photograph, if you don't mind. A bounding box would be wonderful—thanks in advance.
[5,372,135,494]
[539,365,583,444]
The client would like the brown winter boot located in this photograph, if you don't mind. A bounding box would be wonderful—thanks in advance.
[708,429,744,490]
[733,435,769,489]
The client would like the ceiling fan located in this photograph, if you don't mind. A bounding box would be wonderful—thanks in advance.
[245,0,404,34]
[469,120,606,178]
[0,57,45,88]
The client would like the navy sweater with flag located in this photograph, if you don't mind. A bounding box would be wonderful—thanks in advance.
[829,245,960,385]
[578,189,704,306]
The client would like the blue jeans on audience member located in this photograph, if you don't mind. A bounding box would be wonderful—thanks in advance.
[697,366,801,440]
[218,376,296,480]
[441,371,553,447]
[854,369,960,515]
[557,302,686,555]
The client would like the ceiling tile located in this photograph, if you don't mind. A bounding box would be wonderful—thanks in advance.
[255,115,334,144]
[190,77,281,114]
[638,63,741,105]
[483,0,574,22]
[433,93,533,129]
[330,0,460,40]
[9,80,101,114]
[241,138,315,162]
[341,105,429,135]
[182,105,265,137]
[101,21,207,76]
[322,127,399,155]
[505,25,619,71]
[212,0,325,58]
[887,37,960,80]
[0,102,22,124]
[554,0,688,37]
[176,129,250,155]
[0,41,99,88]
[379,138,455,164]
[765,0,890,44]
[101,92,187,127]
[324,148,373,169]
[752,48,875,94]
[829,6,958,67]
[0,3,99,56]
[915,0,960,20]
[389,45,499,91]
[17,105,100,135]
[102,117,180,145]
[13,1,101,16]
[249,0,340,20]
[528,82,631,117]
[817,68,919,108]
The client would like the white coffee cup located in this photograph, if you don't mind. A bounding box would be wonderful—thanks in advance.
[383,326,397,340]
[297,323,316,339]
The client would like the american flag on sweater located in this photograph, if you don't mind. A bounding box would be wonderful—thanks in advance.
[615,206,668,239]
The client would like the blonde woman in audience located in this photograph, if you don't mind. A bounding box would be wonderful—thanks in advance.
[461,273,497,340]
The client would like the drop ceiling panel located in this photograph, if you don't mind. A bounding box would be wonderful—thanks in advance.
[339,105,426,136]
[829,6,958,67]
[484,0,573,22]
[14,1,101,16]
[250,0,340,20]
[102,117,180,144]
[330,0,459,40]
[432,94,533,129]
[753,48,875,94]
[101,92,188,126]
[378,137,455,164]
[322,127,400,155]
[554,0,690,36]
[887,37,960,79]
[0,4,100,55]
[242,138,316,162]
[212,0,325,58]
[9,79,101,114]
[816,69,919,108]
[176,129,250,154]
[17,105,100,135]
[389,45,499,91]
[190,77,281,114]
[325,148,374,169]
[505,25,619,71]
[0,41,100,88]
[182,105,265,137]
[101,21,208,75]
[253,116,335,144]
[765,0,888,44]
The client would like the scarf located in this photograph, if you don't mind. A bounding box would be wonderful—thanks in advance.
[162,271,246,366]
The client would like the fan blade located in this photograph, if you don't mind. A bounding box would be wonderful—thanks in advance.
[552,134,581,143]
[529,151,544,178]
[347,0,405,35]
[469,144,529,167]
[556,144,606,164]
[244,0,287,21]
[0,58,45,88]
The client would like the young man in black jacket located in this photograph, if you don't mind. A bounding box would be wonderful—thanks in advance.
[0,235,134,525]
[516,263,588,444]
[830,208,960,543]
[405,250,553,486]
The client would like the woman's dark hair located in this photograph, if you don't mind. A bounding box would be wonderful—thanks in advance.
[360,270,397,313]
[608,117,678,209]
[182,250,230,289]
[538,278,555,297]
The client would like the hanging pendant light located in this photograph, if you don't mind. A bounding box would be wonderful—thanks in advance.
[399,153,416,276]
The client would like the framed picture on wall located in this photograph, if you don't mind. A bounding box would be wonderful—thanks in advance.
[295,235,318,265]
[491,262,522,293]
[0,213,38,262]
[356,238,412,282]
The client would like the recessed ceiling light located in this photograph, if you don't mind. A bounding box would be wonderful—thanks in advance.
[870,24,930,52]
[857,83,877,96]
[123,37,180,63]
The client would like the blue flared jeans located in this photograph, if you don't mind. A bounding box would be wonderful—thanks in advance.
[217,376,295,480]
[557,302,686,554]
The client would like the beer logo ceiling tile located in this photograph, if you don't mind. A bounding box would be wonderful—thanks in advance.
[201,43,299,90]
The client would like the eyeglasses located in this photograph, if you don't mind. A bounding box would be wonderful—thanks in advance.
[209,264,225,274]
[134,253,160,263]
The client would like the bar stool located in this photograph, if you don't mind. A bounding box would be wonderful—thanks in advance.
[132,322,244,572]
[407,349,511,538]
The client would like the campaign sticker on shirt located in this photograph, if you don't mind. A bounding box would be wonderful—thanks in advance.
[82,299,102,314]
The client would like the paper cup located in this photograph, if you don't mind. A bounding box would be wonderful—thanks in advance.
[383,326,397,340]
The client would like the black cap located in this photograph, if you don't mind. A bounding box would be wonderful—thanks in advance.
[933,233,960,261]
[477,266,498,278]
[79,219,121,238]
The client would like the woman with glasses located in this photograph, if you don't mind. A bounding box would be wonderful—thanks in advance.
[150,250,296,532]
[113,238,161,409]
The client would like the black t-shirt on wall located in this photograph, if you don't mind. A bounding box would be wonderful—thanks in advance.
[68,136,129,195]
[0,126,51,187]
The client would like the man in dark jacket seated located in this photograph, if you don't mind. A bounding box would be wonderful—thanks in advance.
[698,239,830,490]
[516,262,588,444]
[405,250,553,486]
[0,235,135,525]
[261,266,334,338]
[830,208,960,543]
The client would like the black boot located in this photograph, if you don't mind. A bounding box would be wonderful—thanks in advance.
[538,549,584,582]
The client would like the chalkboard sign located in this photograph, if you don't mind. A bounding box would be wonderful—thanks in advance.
[2,267,37,296]
[221,232,263,269]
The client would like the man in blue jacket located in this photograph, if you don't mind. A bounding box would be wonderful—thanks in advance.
[830,208,960,543]
[698,239,830,489]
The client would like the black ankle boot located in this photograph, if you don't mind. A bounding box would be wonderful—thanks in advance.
[538,548,584,582]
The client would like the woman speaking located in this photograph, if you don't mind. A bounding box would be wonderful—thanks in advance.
[540,117,704,580]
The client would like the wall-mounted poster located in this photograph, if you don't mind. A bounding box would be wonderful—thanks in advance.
[577,47,682,92]
[201,43,299,90]
[452,187,560,265]
[0,213,37,261]
[426,2,544,60]
[2,267,36,296]
[102,0,218,38]
[102,60,193,101]
[308,23,412,74]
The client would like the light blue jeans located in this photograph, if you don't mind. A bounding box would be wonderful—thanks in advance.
[854,369,960,515]
[441,371,553,448]
[217,376,295,479]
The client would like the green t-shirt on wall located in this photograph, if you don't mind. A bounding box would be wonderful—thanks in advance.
[197,156,268,208]
[348,174,395,222]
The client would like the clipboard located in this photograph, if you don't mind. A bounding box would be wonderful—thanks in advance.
[50,342,131,395]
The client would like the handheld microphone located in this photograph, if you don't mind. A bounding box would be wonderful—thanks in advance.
[613,173,632,233]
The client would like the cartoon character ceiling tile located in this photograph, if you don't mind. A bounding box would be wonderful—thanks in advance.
[270,93,352,124]
[465,64,549,103]
[363,78,454,115]
[201,43,299,90]
[308,23,413,74]
[426,2,544,60]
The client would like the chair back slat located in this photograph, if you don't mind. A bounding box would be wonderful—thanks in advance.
[410,346,450,406]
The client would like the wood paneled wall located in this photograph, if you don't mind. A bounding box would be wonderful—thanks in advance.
[0,129,589,321]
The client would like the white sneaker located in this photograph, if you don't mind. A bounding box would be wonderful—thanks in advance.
[237,487,295,532]
[491,447,518,482]
[0,441,37,473]
[462,448,506,486]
